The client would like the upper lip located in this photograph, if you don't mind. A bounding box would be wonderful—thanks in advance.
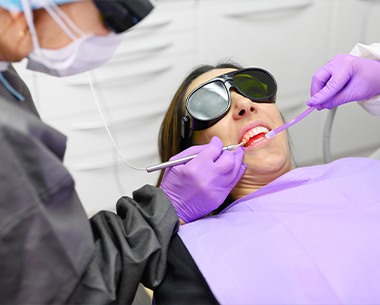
[239,121,271,145]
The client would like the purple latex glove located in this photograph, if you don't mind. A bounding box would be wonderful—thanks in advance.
[307,54,380,110]
[160,136,246,223]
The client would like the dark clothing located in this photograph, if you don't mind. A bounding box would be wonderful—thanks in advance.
[154,234,218,305]
[0,66,179,305]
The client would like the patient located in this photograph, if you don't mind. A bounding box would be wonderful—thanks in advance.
[154,62,380,304]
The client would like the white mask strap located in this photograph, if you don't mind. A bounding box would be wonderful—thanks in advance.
[21,0,41,54]
[38,0,85,38]
[21,0,86,53]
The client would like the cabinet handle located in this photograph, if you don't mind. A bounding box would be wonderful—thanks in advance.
[130,17,171,31]
[224,0,314,18]
[70,109,165,130]
[114,40,173,59]
[65,63,173,86]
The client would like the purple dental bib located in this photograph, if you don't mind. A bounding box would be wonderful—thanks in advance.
[179,157,380,304]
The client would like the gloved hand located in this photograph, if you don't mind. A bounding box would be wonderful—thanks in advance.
[307,54,380,110]
[160,136,246,223]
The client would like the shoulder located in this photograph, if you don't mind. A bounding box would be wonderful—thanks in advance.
[1,65,39,116]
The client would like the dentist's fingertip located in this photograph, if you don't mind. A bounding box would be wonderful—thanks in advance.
[210,136,223,147]
[306,97,318,106]
[234,146,245,156]
[211,135,222,142]
[315,104,324,111]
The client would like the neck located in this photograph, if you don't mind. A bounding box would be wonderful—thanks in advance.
[230,164,294,200]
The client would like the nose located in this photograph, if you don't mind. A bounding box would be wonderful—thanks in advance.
[230,90,257,119]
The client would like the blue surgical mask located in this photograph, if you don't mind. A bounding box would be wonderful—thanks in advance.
[0,0,78,12]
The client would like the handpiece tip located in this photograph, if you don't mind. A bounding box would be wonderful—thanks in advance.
[224,142,246,151]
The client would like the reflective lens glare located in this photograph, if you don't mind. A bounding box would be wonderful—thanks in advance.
[187,81,229,121]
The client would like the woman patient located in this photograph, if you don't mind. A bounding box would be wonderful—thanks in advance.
[154,62,380,304]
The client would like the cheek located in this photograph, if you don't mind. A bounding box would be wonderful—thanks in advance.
[259,104,283,124]
[192,130,213,145]
[267,107,284,127]
[193,121,231,145]
[269,129,291,160]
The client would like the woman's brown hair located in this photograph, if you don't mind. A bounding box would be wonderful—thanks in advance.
[156,61,243,186]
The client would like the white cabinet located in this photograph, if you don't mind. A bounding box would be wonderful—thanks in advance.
[328,0,380,55]
[14,0,380,214]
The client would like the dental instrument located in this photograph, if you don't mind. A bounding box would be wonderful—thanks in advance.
[265,106,315,139]
[146,143,244,173]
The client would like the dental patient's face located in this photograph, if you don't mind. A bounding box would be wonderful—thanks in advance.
[186,68,294,196]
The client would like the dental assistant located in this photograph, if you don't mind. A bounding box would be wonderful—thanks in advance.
[0,1,244,304]
[307,42,380,114]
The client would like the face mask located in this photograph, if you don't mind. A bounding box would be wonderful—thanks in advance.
[21,0,123,77]
[27,33,123,77]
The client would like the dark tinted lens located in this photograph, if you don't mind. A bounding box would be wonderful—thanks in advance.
[187,81,229,120]
[233,70,276,101]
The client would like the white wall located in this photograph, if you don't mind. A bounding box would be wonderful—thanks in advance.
[14,0,380,215]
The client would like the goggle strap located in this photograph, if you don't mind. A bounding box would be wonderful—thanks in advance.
[93,0,154,33]
[181,116,191,139]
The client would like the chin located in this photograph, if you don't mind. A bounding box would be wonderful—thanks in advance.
[249,154,292,175]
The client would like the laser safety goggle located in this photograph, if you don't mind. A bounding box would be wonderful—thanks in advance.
[181,68,277,139]
[93,0,155,33]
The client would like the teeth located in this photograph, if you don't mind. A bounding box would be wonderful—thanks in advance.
[241,126,269,144]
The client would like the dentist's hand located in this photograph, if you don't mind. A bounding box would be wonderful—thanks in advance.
[160,136,246,223]
[307,54,380,110]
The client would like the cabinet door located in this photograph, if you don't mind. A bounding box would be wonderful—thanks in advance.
[328,0,380,55]
[196,0,332,111]
[323,0,380,162]
[364,0,380,44]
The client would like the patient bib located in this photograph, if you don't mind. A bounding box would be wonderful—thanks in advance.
[179,157,380,304]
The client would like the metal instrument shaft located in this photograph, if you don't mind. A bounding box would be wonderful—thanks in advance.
[146,143,243,173]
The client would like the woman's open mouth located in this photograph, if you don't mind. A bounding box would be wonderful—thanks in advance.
[240,126,270,148]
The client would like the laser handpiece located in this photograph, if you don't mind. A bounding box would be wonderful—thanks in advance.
[146,142,244,173]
